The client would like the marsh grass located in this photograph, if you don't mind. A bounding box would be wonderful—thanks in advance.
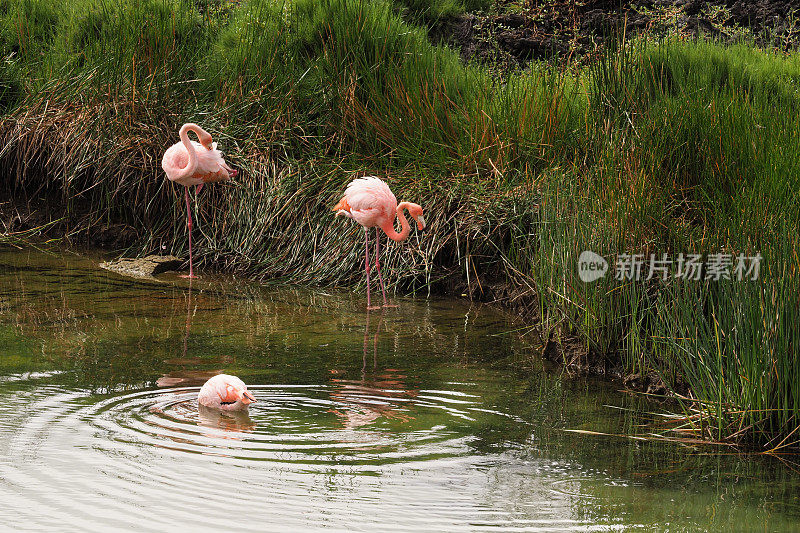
[533,40,800,447]
[0,0,797,447]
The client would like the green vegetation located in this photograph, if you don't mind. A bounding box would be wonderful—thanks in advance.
[0,0,797,448]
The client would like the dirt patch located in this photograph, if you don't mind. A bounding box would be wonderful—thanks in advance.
[434,0,800,71]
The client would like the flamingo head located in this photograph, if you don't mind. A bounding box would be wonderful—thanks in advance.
[406,203,425,231]
[198,374,256,411]
[221,382,256,406]
[332,197,353,220]
[199,133,214,151]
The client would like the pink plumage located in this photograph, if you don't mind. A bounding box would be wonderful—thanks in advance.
[162,141,234,187]
[198,374,256,412]
[339,176,398,228]
[333,176,426,310]
[161,123,237,278]
[161,123,237,187]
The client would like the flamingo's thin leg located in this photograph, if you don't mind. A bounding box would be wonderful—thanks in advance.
[194,183,204,232]
[375,231,388,306]
[185,187,194,278]
[364,227,372,310]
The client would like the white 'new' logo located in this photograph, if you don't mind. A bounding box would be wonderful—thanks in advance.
[578,251,608,282]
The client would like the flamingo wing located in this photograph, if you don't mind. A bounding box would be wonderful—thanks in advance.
[195,142,236,183]
[341,177,397,227]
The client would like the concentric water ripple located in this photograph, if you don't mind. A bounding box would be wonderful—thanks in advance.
[0,381,611,532]
[83,385,479,466]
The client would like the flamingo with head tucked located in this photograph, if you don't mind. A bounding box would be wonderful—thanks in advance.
[162,123,237,278]
[198,374,256,411]
[333,176,425,310]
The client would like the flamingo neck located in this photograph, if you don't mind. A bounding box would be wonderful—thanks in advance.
[380,202,413,242]
[176,123,200,181]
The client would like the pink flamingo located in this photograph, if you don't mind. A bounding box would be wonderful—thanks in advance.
[161,123,237,278]
[198,374,256,411]
[333,176,425,310]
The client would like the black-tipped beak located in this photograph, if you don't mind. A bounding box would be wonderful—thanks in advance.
[241,390,256,404]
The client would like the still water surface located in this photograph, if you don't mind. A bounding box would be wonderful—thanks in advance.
[0,248,798,531]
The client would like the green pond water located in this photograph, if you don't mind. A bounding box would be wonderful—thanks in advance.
[0,248,798,531]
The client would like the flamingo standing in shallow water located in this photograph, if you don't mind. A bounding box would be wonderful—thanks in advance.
[162,123,237,278]
[198,374,256,411]
[333,176,425,310]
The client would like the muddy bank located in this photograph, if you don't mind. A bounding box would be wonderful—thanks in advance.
[0,198,140,249]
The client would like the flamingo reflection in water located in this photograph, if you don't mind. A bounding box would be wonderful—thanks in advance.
[198,403,256,432]
[329,312,419,429]
[156,280,220,390]
[154,281,256,434]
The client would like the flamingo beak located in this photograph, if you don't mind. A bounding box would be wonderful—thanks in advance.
[228,168,239,179]
[240,390,256,405]
[416,215,426,231]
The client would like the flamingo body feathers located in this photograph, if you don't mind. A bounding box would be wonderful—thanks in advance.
[198,374,256,412]
[335,176,398,228]
[162,140,235,187]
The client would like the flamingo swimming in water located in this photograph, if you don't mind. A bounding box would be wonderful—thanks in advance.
[162,123,237,278]
[198,374,256,411]
[333,176,425,310]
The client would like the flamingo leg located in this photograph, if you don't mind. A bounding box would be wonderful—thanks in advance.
[374,231,388,306]
[184,187,196,279]
[193,183,204,233]
[364,227,375,310]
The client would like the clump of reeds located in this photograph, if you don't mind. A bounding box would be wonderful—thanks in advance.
[531,39,800,448]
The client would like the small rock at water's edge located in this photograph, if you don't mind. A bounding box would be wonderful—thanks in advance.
[100,255,184,278]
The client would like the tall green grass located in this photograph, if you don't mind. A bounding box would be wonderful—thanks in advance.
[533,40,800,445]
[0,0,797,447]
